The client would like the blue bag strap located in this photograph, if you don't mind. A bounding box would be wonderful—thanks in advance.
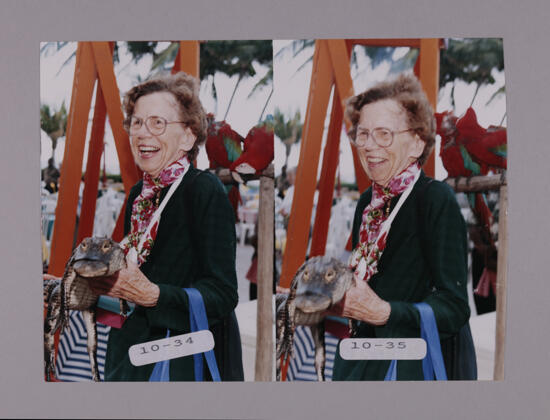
[184,288,222,382]
[413,302,447,381]
[148,288,222,382]
[186,296,204,381]
[149,330,171,382]
[384,359,397,381]
[384,303,447,381]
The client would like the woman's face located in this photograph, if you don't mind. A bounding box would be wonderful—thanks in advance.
[130,91,196,178]
[356,99,425,187]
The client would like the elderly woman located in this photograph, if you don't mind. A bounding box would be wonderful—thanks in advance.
[90,72,243,381]
[331,73,475,381]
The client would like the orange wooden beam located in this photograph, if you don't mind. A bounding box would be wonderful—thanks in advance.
[77,81,107,243]
[328,39,370,190]
[326,39,355,123]
[279,40,334,288]
[338,41,371,193]
[91,42,140,195]
[310,91,342,257]
[413,51,421,79]
[48,42,97,276]
[46,42,97,381]
[309,40,353,257]
[173,41,200,77]
[172,45,181,73]
[418,38,440,178]
[111,201,128,242]
[91,42,140,240]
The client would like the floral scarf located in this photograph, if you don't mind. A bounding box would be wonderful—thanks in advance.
[123,155,190,265]
[349,162,421,282]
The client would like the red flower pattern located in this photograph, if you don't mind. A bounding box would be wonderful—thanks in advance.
[349,163,420,282]
[122,156,190,265]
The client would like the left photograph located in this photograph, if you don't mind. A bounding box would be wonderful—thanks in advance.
[41,41,274,382]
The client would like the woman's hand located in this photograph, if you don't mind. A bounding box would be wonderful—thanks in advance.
[89,260,160,307]
[330,278,391,326]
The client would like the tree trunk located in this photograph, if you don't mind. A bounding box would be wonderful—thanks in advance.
[469,83,481,108]
[255,166,275,381]
[258,87,273,122]
[223,75,243,120]
[51,138,57,161]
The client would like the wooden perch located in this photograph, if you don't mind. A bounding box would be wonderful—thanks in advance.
[445,174,506,192]
[207,165,274,185]
[255,172,274,381]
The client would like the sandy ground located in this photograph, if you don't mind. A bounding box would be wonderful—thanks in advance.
[235,243,258,381]
[236,243,254,305]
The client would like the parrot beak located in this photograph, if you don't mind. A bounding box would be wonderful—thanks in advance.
[232,171,244,184]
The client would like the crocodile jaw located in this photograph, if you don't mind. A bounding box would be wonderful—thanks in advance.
[73,259,109,277]
[294,309,324,326]
[295,293,331,314]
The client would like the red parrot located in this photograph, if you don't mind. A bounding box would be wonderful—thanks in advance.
[455,108,507,174]
[436,108,494,230]
[230,117,274,183]
[457,108,507,173]
[205,113,244,220]
[436,107,505,298]
[436,111,473,178]
[205,113,244,169]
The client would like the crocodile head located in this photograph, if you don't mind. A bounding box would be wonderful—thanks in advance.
[72,237,127,277]
[292,256,354,314]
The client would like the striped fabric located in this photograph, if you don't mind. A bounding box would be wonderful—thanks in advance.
[286,326,339,381]
[55,311,110,382]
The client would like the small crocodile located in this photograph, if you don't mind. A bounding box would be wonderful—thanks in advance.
[276,256,354,381]
[44,237,127,381]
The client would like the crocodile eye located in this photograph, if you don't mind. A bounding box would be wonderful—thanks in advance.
[302,269,310,282]
[102,241,111,252]
[325,269,335,283]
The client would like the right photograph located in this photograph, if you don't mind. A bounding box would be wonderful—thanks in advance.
[274,38,507,381]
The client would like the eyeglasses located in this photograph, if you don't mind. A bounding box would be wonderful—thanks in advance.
[351,127,416,148]
[127,115,185,136]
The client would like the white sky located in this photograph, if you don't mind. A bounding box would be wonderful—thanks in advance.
[40,40,507,184]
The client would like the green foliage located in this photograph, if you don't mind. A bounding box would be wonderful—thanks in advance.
[439,38,504,109]
[120,40,273,82]
[362,46,418,74]
[40,42,70,57]
[277,41,419,80]
[40,102,68,159]
[274,107,303,173]
[440,38,504,87]
[273,107,302,146]
[40,102,68,138]
[275,39,315,73]
[340,182,358,191]
[126,41,161,64]
[201,40,272,80]
[105,173,122,183]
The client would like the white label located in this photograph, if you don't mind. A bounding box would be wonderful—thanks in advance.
[128,330,215,367]
[339,338,426,360]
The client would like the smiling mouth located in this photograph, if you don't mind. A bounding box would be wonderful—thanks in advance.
[366,157,386,165]
[138,146,160,157]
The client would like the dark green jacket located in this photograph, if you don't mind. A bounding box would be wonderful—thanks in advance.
[333,172,470,381]
[104,167,239,381]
